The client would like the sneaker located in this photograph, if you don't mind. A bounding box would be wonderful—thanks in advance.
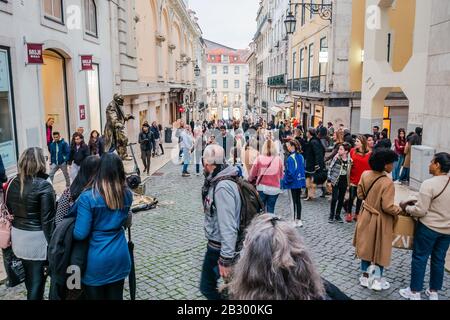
[196,172,201,176]
[292,220,298,228]
[370,278,383,291]
[345,213,353,223]
[380,278,390,290]
[182,172,191,177]
[328,217,334,224]
[335,216,344,223]
[394,180,402,185]
[359,275,369,288]
[399,287,422,300]
[425,289,439,300]
[297,220,304,228]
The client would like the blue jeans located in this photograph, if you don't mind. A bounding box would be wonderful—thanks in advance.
[393,155,405,181]
[182,147,191,173]
[258,191,279,214]
[399,167,410,182]
[361,260,384,277]
[410,222,450,292]
[199,245,223,300]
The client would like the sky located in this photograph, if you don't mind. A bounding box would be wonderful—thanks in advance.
[187,0,259,49]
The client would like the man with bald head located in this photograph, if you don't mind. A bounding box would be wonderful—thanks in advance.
[200,144,241,300]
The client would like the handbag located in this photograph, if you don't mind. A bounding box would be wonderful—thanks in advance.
[313,168,328,185]
[2,247,25,288]
[0,178,14,249]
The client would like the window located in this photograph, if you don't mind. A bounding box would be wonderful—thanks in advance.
[387,33,392,64]
[223,80,229,89]
[223,95,228,106]
[234,66,240,74]
[84,0,98,36]
[223,66,228,74]
[234,80,240,89]
[308,44,314,78]
[301,0,305,26]
[212,80,217,88]
[292,51,297,79]
[222,55,229,63]
[383,106,391,138]
[43,0,63,23]
[212,66,217,74]
[299,48,304,78]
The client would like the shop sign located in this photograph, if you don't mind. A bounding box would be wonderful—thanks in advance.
[26,43,44,64]
[80,55,93,70]
[79,105,86,120]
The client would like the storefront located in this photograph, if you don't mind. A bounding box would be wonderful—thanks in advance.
[0,47,17,171]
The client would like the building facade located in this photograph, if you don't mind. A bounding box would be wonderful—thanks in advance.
[0,0,205,173]
[246,42,257,121]
[205,39,249,122]
[0,0,114,173]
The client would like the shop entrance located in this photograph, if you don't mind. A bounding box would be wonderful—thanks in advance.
[42,50,70,141]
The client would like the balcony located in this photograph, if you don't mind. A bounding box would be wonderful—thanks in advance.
[288,76,327,93]
[268,74,286,87]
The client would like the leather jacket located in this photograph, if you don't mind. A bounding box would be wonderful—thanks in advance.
[6,174,56,242]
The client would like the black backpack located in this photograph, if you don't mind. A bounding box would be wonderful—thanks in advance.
[212,175,265,252]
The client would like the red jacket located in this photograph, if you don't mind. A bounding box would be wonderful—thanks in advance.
[394,138,406,155]
[349,148,371,186]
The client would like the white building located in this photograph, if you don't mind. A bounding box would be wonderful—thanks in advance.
[204,39,249,122]
[0,0,114,173]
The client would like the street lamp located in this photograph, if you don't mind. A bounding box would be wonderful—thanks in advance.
[284,0,333,35]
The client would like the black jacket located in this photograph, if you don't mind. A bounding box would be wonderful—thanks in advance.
[344,133,354,147]
[88,137,105,156]
[6,174,56,242]
[69,143,90,166]
[0,154,6,183]
[139,131,155,152]
[304,137,325,172]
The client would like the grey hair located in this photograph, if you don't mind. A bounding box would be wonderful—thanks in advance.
[229,214,325,300]
[203,144,225,165]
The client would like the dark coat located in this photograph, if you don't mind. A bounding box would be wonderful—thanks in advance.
[304,137,325,172]
[139,131,155,152]
[69,143,90,166]
[88,137,105,156]
[6,174,56,242]
[150,126,160,140]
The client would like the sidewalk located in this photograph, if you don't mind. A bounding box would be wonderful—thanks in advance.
[0,139,178,283]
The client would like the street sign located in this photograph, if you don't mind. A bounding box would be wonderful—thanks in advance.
[79,105,86,120]
[81,55,93,70]
[26,43,44,64]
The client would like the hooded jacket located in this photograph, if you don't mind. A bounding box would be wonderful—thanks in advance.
[203,166,242,266]
[50,139,70,165]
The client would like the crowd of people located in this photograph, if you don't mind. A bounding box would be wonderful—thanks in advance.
[0,115,448,301]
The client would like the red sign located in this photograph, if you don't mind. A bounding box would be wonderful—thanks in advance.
[26,43,44,64]
[81,55,93,70]
[79,105,86,120]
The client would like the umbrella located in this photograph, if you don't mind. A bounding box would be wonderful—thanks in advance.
[127,227,136,300]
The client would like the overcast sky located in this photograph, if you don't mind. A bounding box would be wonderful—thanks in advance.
[188,0,259,49]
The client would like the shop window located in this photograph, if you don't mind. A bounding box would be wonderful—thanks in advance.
[313,105,324,128]
[0,49,17,169]
[84,0,98,37]
[43,0,63,23]
[383,106,391,138]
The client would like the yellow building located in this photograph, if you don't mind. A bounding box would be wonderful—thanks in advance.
[287,0,415,135]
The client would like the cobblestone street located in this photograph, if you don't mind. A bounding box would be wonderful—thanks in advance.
[1,160,449,300]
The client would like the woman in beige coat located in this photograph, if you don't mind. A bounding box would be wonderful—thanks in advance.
[353,149,403,291]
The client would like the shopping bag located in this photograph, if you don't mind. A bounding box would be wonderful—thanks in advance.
[392,215,416,250]
[2,247,25,287]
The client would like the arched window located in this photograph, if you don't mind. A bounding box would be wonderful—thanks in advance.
[84,0,97,36]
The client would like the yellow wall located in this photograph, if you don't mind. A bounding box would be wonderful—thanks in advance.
[136,0,157,82]
[388,0,416,72]
[289,0,329,80]
[349,0,366,92]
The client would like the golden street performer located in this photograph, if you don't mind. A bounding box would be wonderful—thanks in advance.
[103,94,135,160]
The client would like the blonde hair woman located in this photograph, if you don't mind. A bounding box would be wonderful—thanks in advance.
[5,147,56,300]
[248,140,284,214]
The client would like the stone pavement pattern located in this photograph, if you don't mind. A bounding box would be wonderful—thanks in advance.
[0,160,448,300]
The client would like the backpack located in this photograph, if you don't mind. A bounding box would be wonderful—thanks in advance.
[212,175,265,252]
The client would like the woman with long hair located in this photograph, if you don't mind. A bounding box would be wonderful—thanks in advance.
[248,139,284,214]
[88,130,104,157]
[73,153,133,300]
[281,139,306,227]
[325,130,345,162]
[5,147,56,300]
[229,214,349,300]
[346,135,371,222]
[393,128,406,182]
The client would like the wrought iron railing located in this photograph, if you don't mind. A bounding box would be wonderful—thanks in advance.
[267,74,286,86]
[288,76,327,93]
